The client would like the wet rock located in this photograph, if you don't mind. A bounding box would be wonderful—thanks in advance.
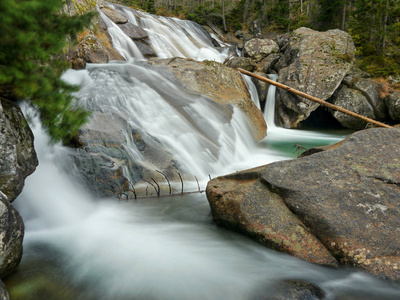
[207,128,400,280]
[225,57,256,72]
[0,192,24,279]
[253,72,270,104]
[100,5,128,24]
[385,91,400,122]
[118,23,149,40]
[244,38,279,63]
[0,99,38,202]
[71,110,180,197]
[253,279,325,300]
[275,27,355,128]
[331,85,376,130]
[147,58,267,141]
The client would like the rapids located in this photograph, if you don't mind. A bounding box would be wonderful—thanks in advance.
[5,4,400,300]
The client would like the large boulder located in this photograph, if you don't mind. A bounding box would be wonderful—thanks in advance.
[147,58,267,141]
[207,128,400,280]
[275,27,356,128]
[0,99,38,202]
[244,38,279,63]
[331,85,376,130]
[0,192,24,279]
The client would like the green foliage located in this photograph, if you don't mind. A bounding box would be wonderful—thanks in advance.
[186,4,223,26]
[0,0,95,142]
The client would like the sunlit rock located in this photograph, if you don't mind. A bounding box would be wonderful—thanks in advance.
[147,58,267,141]
[207,128,400,280]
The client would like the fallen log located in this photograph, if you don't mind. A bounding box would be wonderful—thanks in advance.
[237,68,392,129]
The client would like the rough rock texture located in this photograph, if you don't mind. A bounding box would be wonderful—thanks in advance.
[0,99,38,202]
[254,280,325,300]
[244,38,279,63]
[118,23,156,58]
[100,5,128,24]
[147,58,267,141]
[256,53,281,74]
[65,3,125,68]
[385,91,400,122]
[253,72,270,104]
[0,280,8,300]
[225,57,256,72]
[207,128,400,280]
[331,85,376,129]
[0,192,24,279]
[275,27,356,128]
[71,109,181,197]
[206,169,338,266]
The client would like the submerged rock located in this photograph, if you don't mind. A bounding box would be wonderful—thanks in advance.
[207,128,400,280]
[275,27,355,128]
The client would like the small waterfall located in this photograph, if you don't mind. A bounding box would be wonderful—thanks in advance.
[99,4,227,62]
[99,9,144,60]
[263,74,279,128]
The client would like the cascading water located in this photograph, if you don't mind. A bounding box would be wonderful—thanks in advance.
[6,4,400,300]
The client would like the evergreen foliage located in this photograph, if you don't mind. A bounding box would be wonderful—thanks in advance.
[0,0,95,142]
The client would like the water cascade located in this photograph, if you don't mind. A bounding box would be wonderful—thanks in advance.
[6,5,400,300]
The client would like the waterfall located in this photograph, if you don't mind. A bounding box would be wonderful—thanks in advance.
[263,74,279,127]
[100,3,227,62]
[7,5,399,300]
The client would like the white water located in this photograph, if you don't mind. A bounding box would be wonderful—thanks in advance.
[8,5,400,300]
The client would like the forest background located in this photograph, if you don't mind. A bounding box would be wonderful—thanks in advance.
[118,0,400,79]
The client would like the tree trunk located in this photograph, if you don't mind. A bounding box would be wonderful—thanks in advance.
[243,0,250,23]
[381,0,390,54]
[340,0,347,31]
[222,0,227,32]
[287,0,291,33]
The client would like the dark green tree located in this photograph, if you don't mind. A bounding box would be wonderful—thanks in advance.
[0,0,95,142]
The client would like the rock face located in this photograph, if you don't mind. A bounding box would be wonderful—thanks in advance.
[71,109,180,197]
[147,58,267,141]
[0,280,8,300]
[275,27,356,128]
[65,3,125,68]
[207,128,400,280]
[0,192,24,279]
[244,38,279,63]
[0,99,36,280]
[0,100,38,202]
[331,85,376,130]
